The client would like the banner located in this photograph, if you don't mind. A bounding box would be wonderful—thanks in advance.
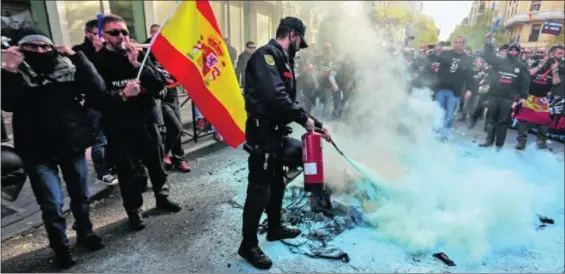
[541,21,563,36]
[514,95,551,126]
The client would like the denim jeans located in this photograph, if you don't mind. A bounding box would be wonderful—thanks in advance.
[194,107,216,133]
[87,109,110,178]
[435,89,460,138]
[25,153,93,249]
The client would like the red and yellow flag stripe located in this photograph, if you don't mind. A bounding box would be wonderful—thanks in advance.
[151,1,246,148]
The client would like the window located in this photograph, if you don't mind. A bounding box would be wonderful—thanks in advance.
[62,1,102,45]
[478,1,485,12]
[256,12,272,45]
[530,0,541,12]
[528,24,541,42]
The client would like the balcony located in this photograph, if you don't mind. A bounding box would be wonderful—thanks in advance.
[504,9,565,28]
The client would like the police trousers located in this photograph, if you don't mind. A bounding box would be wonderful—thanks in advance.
[107,124,169,213]
[241,119,286,248]
[484,97,514,147]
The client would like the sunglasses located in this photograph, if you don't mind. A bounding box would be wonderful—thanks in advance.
[105,29,129,37]
[21,43,53,50]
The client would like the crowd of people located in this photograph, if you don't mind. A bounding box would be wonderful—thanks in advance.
[1,11,563,271]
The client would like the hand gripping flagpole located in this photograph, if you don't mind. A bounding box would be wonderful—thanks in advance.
[135,0,182,80]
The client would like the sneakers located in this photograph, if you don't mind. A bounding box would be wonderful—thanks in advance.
[76,232,104,251]
[213,132,223,142]
[196,118,206,130]
[54,244,77,269]
[163,155,172,168]
[238,245,273,270]
[98,174,118,186]
[174,161,191,173]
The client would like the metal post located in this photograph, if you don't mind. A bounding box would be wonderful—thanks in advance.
[99,0,105,14]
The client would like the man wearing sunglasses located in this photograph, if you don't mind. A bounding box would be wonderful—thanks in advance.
[235,41,256,87]
[2,27,106,268]
[90,14,182,232]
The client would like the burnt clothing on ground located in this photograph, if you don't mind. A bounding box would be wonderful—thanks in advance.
[244,39,308,126]
[90,48,167,141]
[428,50,473,96]
[482,43,530,100]
[1,52,104,163]
[236,51,252,85]
[529,62,554,97]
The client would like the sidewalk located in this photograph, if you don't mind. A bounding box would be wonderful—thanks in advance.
[1,119,227,242]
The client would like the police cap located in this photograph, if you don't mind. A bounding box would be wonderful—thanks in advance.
[278,16,308,49]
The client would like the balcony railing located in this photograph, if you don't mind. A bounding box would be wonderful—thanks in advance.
[504,9,565,28]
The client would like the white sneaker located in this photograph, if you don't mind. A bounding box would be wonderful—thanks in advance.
[99,174,119,186]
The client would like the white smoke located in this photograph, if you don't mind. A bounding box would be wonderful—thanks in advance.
[301,1,565,264]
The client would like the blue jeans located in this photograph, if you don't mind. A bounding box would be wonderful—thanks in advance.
[25,153,92,249]
[87,109,110,178]
[435,89,460,138]
[194,107,216,133]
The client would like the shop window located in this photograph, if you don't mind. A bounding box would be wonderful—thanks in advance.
[228,2,243,54]
[528,24,541,42]
[256,13,272,45]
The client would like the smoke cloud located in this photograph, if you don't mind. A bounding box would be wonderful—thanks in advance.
[298,1,565,264]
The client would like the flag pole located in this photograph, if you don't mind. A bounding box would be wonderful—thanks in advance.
[135,0,182,80]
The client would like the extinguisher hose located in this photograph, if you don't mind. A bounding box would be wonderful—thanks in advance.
[314,128,345,156]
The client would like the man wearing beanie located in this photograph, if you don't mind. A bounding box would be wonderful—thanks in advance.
[479,36,530,150]
[1,27,106,268]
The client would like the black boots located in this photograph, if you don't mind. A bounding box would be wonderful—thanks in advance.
[238,245,273,270]
[238,226,301,270]
[156,196,182,212]
[76,232,104,251]
[54,244,77,269]
[127,210,146,231]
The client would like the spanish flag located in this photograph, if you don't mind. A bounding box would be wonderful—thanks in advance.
[151,1,246,148]
[529,12,535,21]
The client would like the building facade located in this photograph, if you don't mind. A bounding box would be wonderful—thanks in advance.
[1,0,285,54]
[466,0,564,48]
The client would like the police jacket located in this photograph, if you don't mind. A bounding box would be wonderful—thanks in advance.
[90,47,166,141]
[243,39,308,126]
[482,43,530,100]
[1,52,103,163]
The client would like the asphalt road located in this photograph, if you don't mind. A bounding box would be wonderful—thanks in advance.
[1,147,255,273]
[1,121,564,273]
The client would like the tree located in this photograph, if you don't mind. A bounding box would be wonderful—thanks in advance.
[412,14,439,47]
[374,2,414,26]
[448,9,510,51]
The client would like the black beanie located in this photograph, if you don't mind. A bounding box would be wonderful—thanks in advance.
[508,43,521,52]
[13,27,54,46]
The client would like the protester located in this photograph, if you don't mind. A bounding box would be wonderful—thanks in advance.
[239,17,331,270]
[335,52,356,118]
[547,45,564,138]
[90,14,181,231]
[296,43,319,113]
[479,37,530,149]
[459,57,489,123]
[73,19,118,186]
[145,23,160,44]
[313,43,338,120]
[195,107,223,141]
[428,36,473,140]
[1,27,105,268]
[224,37,237,66]
[235,41,255,86]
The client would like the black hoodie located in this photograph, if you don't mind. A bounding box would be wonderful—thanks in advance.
[90,47,166,142]
[482,43,530,100]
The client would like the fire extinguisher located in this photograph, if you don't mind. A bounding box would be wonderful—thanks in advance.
[302,129,333,216]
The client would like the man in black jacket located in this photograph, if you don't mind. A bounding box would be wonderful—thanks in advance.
[235,40,255,86]
[429,36,474,141]
[90,14,181,231]
[72,19,118,186]
[479,37,530,149]
[1,27,105,268]
[240,17,331,270]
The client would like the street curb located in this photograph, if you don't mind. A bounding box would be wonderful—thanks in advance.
[0,129,227,242]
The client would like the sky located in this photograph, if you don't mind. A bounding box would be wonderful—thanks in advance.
[422,1,473,41]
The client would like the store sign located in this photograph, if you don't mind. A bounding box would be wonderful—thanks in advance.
[541,21,563,36]
[1,10,34,29]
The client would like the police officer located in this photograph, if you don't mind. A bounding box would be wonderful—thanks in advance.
[239,17,331,270]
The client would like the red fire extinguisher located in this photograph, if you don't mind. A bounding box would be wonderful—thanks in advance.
[302,130,324,192]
